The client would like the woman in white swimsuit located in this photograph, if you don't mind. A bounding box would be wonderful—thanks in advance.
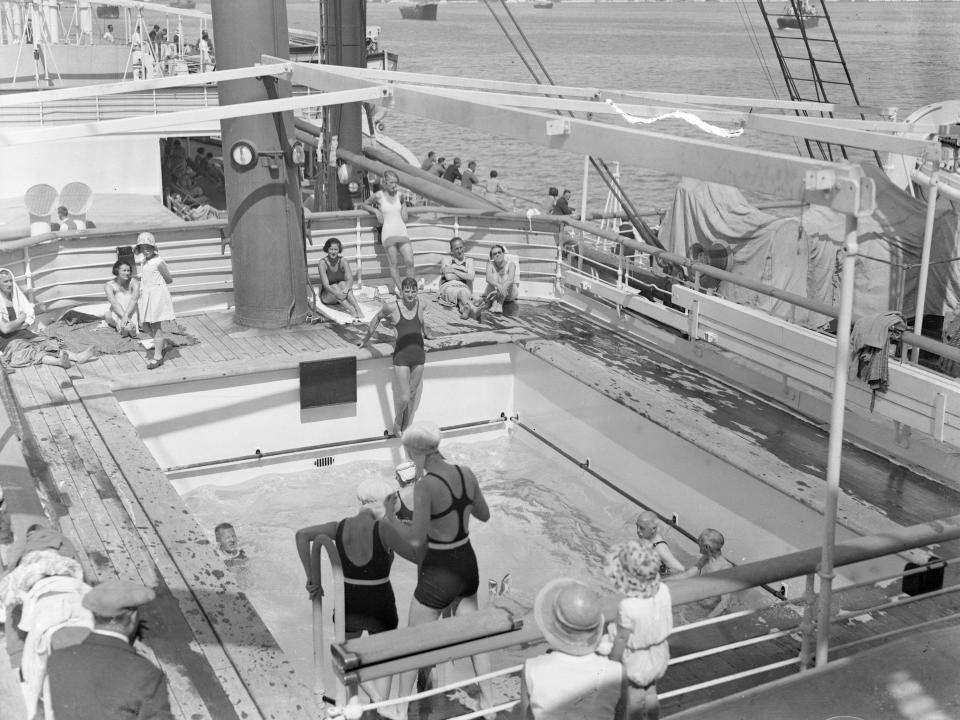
[362,170,415,294]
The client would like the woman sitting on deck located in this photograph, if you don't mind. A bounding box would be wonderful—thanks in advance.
[295,479,415,704]
[461,245,518,321]
[318,237,363,319]
[381,422,496,720]
[103,259,141,338]
[0,269,95,369]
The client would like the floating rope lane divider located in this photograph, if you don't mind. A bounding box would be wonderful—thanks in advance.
[605,98,746,138]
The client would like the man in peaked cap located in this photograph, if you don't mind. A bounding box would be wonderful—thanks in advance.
[47,579,173,720]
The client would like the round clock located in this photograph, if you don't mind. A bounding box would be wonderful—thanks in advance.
[230,140,257,169]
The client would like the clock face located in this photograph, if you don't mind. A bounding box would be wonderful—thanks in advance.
[231,141,256,169]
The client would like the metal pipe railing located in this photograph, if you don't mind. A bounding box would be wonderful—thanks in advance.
[309,534,344,708]
[331,512,960,684]
[562,215,960,366]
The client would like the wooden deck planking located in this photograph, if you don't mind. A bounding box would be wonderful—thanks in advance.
[191,315,248,360]
[12,367,216,720]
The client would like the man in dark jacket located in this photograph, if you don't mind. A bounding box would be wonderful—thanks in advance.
[47,579,173,720]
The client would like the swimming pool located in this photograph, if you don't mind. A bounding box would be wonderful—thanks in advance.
[181,427,684,682]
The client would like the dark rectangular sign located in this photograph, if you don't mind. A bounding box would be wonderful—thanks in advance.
[299,357,357,409]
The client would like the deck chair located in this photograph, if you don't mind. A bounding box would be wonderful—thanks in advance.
[59,182,93,229]
[24,184,58,236]
[168,180,208,207]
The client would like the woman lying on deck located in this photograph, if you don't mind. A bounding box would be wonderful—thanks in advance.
[0,269,95,369]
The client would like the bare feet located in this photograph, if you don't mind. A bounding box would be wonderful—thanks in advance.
[74,346,96,363]
[56,350,71,369]
[459,304,474,320]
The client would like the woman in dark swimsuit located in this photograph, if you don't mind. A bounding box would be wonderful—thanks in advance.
[295,478,414,703]
[357,277,431,436]
[382,422,495,720]
[318,237,363,319]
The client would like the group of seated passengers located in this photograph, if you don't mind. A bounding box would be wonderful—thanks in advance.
[316,235,519,322]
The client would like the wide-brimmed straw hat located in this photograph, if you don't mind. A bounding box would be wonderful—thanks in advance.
[604,540,661,598]
[533,578,604,656]
[401,422,441,455]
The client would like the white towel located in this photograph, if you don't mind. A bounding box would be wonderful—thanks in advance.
[0,266,35,326]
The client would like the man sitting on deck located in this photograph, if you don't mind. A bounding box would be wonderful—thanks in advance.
[439,236,476,317]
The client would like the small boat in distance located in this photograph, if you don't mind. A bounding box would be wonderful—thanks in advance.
[399,2,438,21]
[533,0,554,8]
[776,0,819,29]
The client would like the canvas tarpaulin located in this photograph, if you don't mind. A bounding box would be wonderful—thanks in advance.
[658,165,960,329]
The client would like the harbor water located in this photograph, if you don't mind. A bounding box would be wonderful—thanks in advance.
[285,1,960,210]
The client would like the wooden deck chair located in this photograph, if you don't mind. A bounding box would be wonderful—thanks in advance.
[168,180,208,207]
[24,184,58,236]
[59,182,93,229]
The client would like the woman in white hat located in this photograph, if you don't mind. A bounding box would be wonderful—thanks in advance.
[522,577,622,719]
[382,421,495,719]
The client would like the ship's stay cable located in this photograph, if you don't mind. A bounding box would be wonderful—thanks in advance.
[481,0,666,251]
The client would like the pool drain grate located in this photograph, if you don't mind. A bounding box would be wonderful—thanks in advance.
[314,456,335,468]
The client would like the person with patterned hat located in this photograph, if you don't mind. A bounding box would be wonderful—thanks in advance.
[46,579,173,720]
[603,540,673,720]
[522,577,622,719]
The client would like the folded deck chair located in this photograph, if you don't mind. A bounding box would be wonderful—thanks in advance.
[59,182,93,229]
[24,184,58,236]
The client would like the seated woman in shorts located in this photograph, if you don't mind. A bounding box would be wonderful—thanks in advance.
[0,268,94,369]
[381,423,495,719]
[103,258,141,338]
[318,237,363,319]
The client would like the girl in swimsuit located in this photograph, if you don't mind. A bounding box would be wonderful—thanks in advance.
[295,479,416,704]
[635,510,685,576]
[361,170,415,295]
[103,259,141,338]
[357,277,431,436]
[318,237,363,319]
[382,422,496,720]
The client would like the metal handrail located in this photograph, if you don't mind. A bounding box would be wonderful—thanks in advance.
[331,512,960,684]
[309,534,344,709]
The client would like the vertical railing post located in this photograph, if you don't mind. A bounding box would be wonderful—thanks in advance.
[815,211,860,666]
[798,572,818,670]
[310,534,345,710]
[910,169,939,364]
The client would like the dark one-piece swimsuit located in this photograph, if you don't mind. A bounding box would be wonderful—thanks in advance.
[392,300,425,368]
[335,519,398,635]
[414,466,480,610]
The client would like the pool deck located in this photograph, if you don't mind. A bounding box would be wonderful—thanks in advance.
[2,297,960,719]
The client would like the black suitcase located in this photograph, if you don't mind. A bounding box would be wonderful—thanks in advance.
[901,556,945,596]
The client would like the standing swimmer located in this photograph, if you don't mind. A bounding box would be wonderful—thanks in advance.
[135,232,175,370]
[362,170,415,295]
[357,277,432,436]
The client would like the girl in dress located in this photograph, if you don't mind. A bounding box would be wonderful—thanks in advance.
[361,170,415,295]
[135,233,175,370]
[0,268,94,368]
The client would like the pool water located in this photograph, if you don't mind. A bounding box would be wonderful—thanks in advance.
[181,429,697,682]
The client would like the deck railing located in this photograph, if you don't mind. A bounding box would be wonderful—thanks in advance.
[318,513,960,719]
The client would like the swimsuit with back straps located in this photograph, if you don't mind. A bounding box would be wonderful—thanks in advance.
[427,466,472,546]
